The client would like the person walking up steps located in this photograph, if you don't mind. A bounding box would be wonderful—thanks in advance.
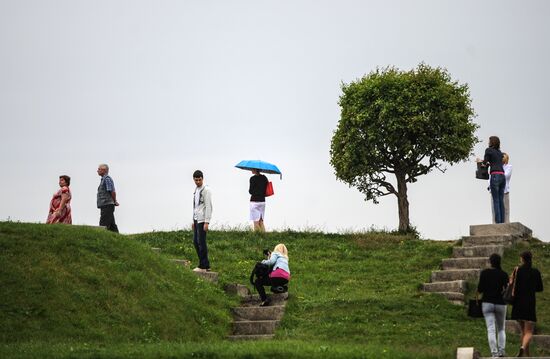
[192,170,212,273]
[511,251,543,357]
[477,254,509,358]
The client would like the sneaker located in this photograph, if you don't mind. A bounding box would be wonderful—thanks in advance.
[260,298,271,307]
[193,267,206,272]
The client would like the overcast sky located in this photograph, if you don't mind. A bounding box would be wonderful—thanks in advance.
[1,0,549,241]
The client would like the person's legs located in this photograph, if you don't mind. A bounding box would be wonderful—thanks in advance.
[193,220,201,264]
[504,192,510,223]
[490,175,504,224]
[482,302,498,356]
[494,304,507,356]
[517,320,526,356]
[254,276,272,302]
[100,205,119,232]
[497,176,505,224]
[258,218,265,232]
[196,222,210,269]
[522,321,535,357]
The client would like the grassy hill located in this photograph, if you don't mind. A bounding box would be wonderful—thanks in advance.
[1,221,549,358]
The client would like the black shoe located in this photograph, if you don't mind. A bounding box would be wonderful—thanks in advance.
[516,347,524,357]
[260,298,271,307]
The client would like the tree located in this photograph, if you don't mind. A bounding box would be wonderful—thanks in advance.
[330,64,479,233]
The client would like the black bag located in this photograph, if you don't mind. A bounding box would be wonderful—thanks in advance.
[468,299,483,318]
[250,262,271,286]
[503,267,518,304]
[476,162,489,180]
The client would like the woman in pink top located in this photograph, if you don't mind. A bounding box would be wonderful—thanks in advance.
[46,175,72,224]
[255,243,291,306]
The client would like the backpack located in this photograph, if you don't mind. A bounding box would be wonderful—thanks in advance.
[250,262,271,286]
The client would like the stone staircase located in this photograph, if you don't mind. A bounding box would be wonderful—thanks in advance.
[423,222,532,305]
[225,284,288,340]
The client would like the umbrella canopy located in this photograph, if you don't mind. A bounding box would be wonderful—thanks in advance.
[235,160,282,177]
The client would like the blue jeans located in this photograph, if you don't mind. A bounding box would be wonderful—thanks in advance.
[482,302,507,357]
[193,221,210,269]
[490,174,506,224]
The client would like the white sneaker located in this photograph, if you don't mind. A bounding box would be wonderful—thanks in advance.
[193,267,206,272]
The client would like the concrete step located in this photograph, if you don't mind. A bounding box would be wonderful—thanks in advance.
[227,334,275,341]
[470,222,532,237]
[442,257,490,270]
[233,320,280,335]
[193,271,219,283]
[533,335,550,349]
[242,292,288,307]
[431,269,480,282]
[431,291,465,302]
[422,280,467,293]
[232,305,285,321]
[462,234,520,247]
[453,245,504,258]
[224,283,251,298]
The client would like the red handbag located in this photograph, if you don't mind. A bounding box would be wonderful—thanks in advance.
[265,181,274,197]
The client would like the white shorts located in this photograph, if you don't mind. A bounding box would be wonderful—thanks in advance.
[249,202,266,221]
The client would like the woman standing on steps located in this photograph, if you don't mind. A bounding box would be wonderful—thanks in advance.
[255,243,290,307]
[483,136,506,224]
[511,251,543,357]
[477,253,509,358]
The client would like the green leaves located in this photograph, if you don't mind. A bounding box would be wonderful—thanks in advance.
[330,63,479,231]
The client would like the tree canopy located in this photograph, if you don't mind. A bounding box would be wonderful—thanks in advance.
[330,64,479,232]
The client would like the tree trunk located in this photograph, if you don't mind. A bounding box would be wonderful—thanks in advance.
[395,172,410,232]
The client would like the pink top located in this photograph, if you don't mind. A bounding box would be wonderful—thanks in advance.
[270,268,290,280]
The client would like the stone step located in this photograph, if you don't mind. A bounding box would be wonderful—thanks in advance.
[422,280,467,293]
[224,283,251,297]
[442,257,490,270]
[232,305,285,321]
[233,320,280,335]
[193,271,219,283]
[453,245,504,258]
[431,269,480,282]
[431,291,465,302]
[242,292,288,307]
[533,335,550,349]
[227,334,275,341]
[469,222,532,237]
[462,234,519,247]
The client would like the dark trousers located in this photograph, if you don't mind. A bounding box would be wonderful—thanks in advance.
[193,221,210,269]
[254,276,288,301]
[99,205,119,233]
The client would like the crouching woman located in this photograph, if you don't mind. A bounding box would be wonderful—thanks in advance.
[255,243,291,306]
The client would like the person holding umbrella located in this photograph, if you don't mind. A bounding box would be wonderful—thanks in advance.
[235,160,281,232]
[249,169,269,232]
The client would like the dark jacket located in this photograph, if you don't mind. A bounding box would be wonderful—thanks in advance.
[249,174,268,202]
[484,147,504,174]
[477,267,509,305]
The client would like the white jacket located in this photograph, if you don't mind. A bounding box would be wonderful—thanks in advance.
[193,186,213,223]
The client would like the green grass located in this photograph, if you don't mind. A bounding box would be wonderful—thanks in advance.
[1,221,549,358]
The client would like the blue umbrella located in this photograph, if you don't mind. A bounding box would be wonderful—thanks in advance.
[235,160,282,179]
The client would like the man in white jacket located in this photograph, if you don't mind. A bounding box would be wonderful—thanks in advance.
[192,170,212,272]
